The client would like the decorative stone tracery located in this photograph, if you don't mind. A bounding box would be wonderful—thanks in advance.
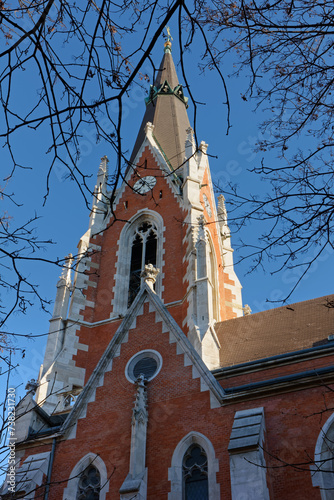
[113,210,164,314]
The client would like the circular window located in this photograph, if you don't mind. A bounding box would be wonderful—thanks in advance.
[125,350,162,383]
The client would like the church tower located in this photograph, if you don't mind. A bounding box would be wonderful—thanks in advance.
[35,35,243,414]
[5,32,334,500]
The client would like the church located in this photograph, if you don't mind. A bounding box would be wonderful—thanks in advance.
[2,36,334,500]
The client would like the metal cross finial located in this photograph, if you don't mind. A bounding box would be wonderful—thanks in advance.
[164,26,173,53]
[166,26,173,43]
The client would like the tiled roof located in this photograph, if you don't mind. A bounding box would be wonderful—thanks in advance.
[215,295,334,367]
[130,50,190,171]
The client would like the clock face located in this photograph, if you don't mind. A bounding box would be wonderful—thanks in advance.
[133,176,157,194]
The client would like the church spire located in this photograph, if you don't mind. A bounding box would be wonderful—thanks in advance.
[130,30,191,171]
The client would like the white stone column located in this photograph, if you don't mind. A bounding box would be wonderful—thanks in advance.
[129,375,148,478]
[195,216,212,339]
[42,255,73,375]
[89,155,109,232]
[120,375,148,500]
[182,128,202,211]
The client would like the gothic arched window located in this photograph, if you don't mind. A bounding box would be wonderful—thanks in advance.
[113,210,164,314]
[76,465,101,500]
[128,221,157,306]
[169,431,220,499]
[183,444,209,500]
[312,412,334,498]
[63,454,108,500]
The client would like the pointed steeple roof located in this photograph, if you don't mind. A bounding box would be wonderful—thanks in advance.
[130,39,191,171]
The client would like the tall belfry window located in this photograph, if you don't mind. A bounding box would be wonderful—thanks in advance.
[182,444,209,499]
[128,221,157,306]
[113,211,164,314]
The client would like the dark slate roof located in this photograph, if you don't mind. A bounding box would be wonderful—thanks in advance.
[215,294,334,367]
[130,49,191,171]
[26,404,67,439]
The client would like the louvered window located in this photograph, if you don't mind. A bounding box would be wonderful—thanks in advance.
[183,445,209,500]
[133,356,158,379]
[126,350,162,383]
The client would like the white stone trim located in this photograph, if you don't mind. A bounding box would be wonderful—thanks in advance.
[312,412,334,498]
[63,453,109,500]
[112,210,165,315]
[168,431,220,499]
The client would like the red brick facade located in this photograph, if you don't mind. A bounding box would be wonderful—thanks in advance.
[14,293,334,498]
[4,46,334,500]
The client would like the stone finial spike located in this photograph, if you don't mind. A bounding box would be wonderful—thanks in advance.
[58,254,73,286]
[25,379,38,396]
[98,155,109,177]
[186,126,194,140]
[199,141,208,154]
[198,214,206,226]
[52,254,73,320]
[141,264,159,290]
[218,194,230,239]
[185,126,196,157]
[90,157,109,231]
[95,155,109,199]
[218,195,227,224]
[243,304,252,316]
[144,121,154,136]
[197,214,207,244]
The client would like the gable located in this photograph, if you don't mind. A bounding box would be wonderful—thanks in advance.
[115,125,184,214]
[61,284,225,440]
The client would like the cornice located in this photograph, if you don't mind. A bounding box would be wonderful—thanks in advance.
[213,343,334,380]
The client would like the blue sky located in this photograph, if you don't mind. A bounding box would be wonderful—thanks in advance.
[1,18,333,403]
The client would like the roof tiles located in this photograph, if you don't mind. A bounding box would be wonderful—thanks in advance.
[215,294,334,367]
